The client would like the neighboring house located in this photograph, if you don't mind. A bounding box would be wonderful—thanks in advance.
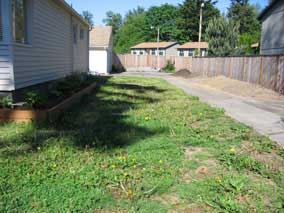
[89,26,113,74]
[130,42,179,56]
[177,42,209,57]
[258,0,284,55]
[0,0,89,97]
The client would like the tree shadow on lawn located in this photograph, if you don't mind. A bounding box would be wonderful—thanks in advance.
[1,76,167,157]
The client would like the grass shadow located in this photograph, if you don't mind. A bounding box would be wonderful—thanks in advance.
[0,76,167,157]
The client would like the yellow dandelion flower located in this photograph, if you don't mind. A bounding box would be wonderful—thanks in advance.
[145,116,150,121]
[127,189,133,196]
[230,148,236,153]
[123,173,128,177]
[133,165,137,168]
[199,113,203,116]
[215,177,222,183]
[111,164,116,169]
[159,160,163,164]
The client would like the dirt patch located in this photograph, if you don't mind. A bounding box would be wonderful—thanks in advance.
[152,193,180,206]
[185,147,204,161]
[194,76,284,101]
[251,151,284,172]
[107,186,124,199]
[173,69,201,79]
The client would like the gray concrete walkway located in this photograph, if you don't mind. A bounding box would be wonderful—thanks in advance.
[115,72,284,146]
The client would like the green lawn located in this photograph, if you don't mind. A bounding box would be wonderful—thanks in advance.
[1,76,284,212]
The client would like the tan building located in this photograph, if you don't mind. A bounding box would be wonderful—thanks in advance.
[177,42,209,57]
[131,42,179,56]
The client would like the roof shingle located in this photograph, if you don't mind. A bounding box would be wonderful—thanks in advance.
[178,42,209,49]
[131,42,178,49]
[89,26,113,48]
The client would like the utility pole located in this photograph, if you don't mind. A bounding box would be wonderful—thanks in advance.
[151,26,160,71]
[157,26,160,71]
[198,3,204,56]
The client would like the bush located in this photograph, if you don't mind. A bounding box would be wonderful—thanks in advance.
[161,60,175,73]
[0,96,13,108]
[24,91,48,109]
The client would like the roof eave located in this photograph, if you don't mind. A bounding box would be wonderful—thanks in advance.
[258,0,280,21]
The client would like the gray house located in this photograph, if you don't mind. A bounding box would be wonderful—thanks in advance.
[258,0,284,55]
[131,42,179,56]
[0,0,89,96]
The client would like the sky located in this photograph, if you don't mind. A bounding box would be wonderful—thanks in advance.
[66,0,269,25]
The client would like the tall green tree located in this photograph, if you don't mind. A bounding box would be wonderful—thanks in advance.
[205,16,242,56]
[227,0,260,35]
[114,13,147,54]
[144,4,180,42]
[82,11,94,28]
[125,6,145,20]
[177,0,220,43]
[103,11,123,33]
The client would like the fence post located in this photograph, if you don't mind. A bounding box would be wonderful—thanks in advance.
[242,57,246,82]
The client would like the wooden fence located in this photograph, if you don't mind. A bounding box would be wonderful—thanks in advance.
[113,54,284,95]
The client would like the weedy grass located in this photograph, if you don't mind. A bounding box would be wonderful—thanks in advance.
[0,76,284,212]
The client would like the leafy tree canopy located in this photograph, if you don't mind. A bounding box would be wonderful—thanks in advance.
[114,13,147,54]
[205,16,243,56]
[103,11,123,33]
[177,0,220,43]
[82,11,94,28]
[144,4,180,42]
[227,0,261,35]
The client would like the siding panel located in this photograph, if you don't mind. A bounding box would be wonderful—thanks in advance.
[13,0,88,89]
[0,45,13,91]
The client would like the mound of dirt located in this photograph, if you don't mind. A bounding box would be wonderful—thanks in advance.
[173,69,200,79]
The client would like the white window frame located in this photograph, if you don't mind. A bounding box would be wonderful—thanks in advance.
[159,50,164,56]
[179,50,184,57]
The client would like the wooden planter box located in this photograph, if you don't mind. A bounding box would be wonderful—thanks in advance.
[0,83,96,123]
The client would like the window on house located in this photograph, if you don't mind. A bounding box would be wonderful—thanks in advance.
[159,51,164,56]
[0,0,3,41]
[133,51,136,55]
[179,50,184,56]
[73,25,78,44]
[12,0,28,43]
[151,49,156,55]
[188,49,194,56]
[80,28,84,40]
[139,50,144,55]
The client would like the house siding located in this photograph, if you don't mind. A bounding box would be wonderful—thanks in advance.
[0,45,14,91]
[260,0,284,55]
[165,44,179,56]
[73,18,89,72]
[12,0,88,90]
[0,0,14,91]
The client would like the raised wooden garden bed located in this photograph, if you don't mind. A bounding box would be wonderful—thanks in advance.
[0,83,96,123]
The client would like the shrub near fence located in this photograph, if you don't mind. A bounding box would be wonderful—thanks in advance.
[113,54,284,95]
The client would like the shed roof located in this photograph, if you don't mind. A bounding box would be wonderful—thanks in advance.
[178,42,209,49]
[258,0,281,20]
[131,42,178,49]
[89,26,113,48]
[54,0,90,27]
